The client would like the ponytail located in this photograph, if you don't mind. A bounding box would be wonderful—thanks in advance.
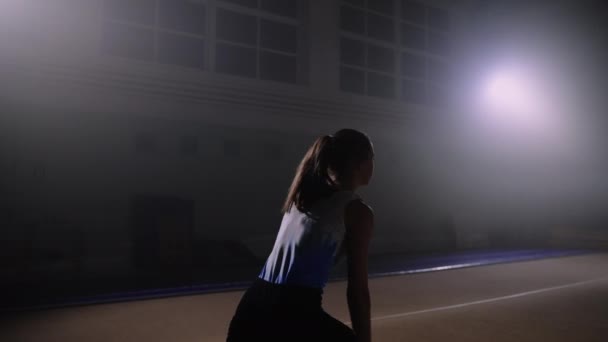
[281,129,373,214]
[281,135,337,214]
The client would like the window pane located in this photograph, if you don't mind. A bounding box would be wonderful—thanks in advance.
[158,32,204,69]
[260,51,297,83]
[401,78,426,103]
[401,23,425,49]
[159,0,206,35]
[428,31,449,55]
[260,20,297,53]
[401,0,425,24]
[261,0,298,18]
[367,44,394,73]
[221,0,258,8]
[104,0,154,25]
[428,6,449,30]
[427,58,449,83]
[367,13,394,42]
[340,67,365,94]
[340,37,365,67]
[368,0,394,16]
[340,6,365,35]
[367,72,395,99]
[215,43,257,78]
[217,9,257,45]
[102,22,154,61]
[401,52,425,78]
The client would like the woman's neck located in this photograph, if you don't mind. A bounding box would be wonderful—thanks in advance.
[330,173,358,191]
[336,180,357,192]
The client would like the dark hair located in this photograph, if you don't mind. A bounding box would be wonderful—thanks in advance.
[281,128,373,214]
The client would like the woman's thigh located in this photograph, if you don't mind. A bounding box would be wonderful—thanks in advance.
[226,282,353,341]
[227,309,354,342]
[316,310,356,342]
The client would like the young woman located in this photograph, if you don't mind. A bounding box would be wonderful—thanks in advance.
[226,128,375,342]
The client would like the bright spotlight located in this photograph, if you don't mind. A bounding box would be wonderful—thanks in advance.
[486,72,524,107]
[482,69,544,118]
[474,64,574,157]
[478,66,557,138]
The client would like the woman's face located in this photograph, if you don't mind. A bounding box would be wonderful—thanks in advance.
[357,144,375,186]
[360,156,374,185]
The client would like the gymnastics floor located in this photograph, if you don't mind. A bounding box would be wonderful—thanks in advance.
[1,252,607,341]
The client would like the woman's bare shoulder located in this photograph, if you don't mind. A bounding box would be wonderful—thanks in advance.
[345,198,374,222]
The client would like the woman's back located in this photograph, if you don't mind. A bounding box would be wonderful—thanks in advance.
[259,190,361,288]
[227,129,374,342]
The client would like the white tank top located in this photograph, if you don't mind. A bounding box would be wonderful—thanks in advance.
[258,190,361,289]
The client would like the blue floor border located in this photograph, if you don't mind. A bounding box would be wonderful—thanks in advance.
[0,248,593,314]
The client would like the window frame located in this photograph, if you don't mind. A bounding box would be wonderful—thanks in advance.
[100,0,309,85]
[338,0,451,106]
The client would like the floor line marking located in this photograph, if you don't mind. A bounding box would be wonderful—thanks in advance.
[345,276,608,324]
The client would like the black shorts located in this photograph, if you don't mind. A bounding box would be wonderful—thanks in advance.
[226,278,355,342]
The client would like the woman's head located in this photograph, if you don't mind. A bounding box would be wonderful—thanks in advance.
[282,128,374,214]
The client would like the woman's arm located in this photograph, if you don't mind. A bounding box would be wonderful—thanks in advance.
[344,199,374,342]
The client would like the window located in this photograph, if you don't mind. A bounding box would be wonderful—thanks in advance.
[340,67,365,94]
[215,0,303,84]
[340,37,366,67]
[339,0,451,106]
[339,41,396,99]
[158,0,206,34]
[401,23,425,49]
[260,20,297,53]
[216,43,257,78]
[217,9,257,45]
[339,1,396,99]
[400,0,449,56]
[367,13,394,42]
[102,0,306,85]
[102,0,206,69]
[400,52,425,78]
[399,1,450,106]
[340,2,395,42]
[341,6,366,35]
[367,44,394,73]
